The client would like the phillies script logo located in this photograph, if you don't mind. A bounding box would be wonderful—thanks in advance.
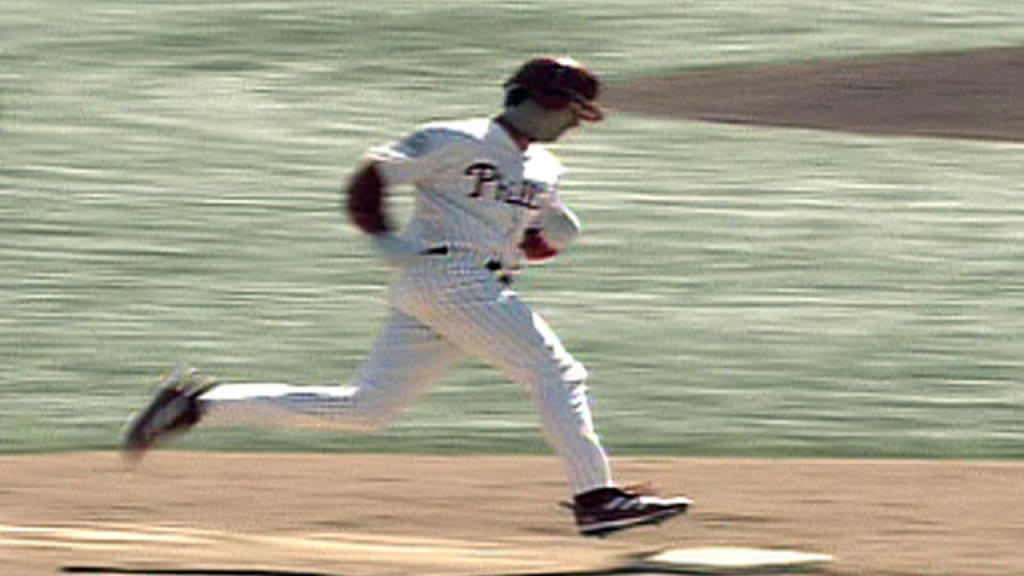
[464,162,542,209]
[465,162,501,198]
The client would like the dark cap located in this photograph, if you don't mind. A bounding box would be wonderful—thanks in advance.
[504,57,603,122]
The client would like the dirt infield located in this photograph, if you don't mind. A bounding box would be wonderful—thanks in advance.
[604,47,1024,142]
[0,453,1021,575]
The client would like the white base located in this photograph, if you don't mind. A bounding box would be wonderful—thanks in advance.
[634,547,833,574]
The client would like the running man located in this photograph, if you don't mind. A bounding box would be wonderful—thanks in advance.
[124,57,691,536]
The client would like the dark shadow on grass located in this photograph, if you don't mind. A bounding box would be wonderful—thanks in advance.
[63,566,829,576]
[63,567,337,576]
[63,567,679,576]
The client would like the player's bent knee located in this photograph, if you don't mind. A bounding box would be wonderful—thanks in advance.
[346,386,407,432]
[350,404,397,433]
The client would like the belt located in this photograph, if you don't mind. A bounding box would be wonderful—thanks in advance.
[422,245,512,285]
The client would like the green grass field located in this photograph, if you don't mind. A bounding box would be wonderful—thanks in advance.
[2,1,1022,457]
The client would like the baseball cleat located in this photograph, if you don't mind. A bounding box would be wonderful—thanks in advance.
[571,485,692,537]
[122,368,217,461]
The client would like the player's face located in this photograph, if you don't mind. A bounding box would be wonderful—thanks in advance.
[535,108,582,143]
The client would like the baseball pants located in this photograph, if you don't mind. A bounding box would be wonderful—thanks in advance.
[200,255,614,494]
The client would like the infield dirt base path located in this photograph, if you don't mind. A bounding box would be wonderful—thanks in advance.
[0,453,1021,576]
[604,47,1024,143]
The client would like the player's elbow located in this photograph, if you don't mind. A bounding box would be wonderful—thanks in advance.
[344,163,391,235]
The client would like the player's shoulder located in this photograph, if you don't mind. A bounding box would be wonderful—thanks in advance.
[524,143,564,180]
[381,118,486,162]
[413,118,492,147]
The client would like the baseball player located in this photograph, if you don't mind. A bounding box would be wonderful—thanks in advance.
[124,57,691,536]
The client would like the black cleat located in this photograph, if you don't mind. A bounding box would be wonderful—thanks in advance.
[572,485,691,537]
[122,369,217,461]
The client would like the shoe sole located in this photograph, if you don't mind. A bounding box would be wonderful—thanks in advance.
[579,504,689,537]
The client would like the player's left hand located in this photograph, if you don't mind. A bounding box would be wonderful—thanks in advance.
[521,203,581,263]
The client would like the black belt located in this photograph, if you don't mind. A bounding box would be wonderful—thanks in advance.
[486,259,512,285]
[422,245,511,285]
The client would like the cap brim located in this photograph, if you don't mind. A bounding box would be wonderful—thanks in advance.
[572,100,604,122]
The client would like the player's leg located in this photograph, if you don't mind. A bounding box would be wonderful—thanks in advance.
[394,266,689,535]
[395,268,612,494]
[124,311,463,457]
[453,298,691,534]
[198,310,463,430]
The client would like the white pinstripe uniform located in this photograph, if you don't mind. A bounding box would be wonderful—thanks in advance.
[200,118,613,494]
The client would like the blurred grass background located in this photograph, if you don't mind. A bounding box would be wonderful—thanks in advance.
[2,1,1022,457]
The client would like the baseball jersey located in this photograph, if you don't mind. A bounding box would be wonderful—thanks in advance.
[366,118,566,272]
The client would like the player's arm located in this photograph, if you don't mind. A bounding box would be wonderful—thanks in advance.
[344,129,453,263]
[343,162,426,262]
[520,200,581,263]
[345,128,437,237]
[345,162,392,235]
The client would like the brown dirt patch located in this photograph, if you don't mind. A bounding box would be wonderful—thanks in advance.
[603,47,1024,142]
[0,453,1021,575]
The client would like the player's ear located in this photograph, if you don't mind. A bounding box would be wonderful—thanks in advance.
[504,86,530,108]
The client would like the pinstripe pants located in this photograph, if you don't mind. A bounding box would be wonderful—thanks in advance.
[200,255,614,495]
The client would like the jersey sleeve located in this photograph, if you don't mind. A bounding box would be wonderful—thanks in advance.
[522,145,567,229]
[365,128,452,187]
[525,179,581,234]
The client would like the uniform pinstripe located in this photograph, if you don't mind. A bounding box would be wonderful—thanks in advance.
[125,60,691,535]
[200,118,613,495]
